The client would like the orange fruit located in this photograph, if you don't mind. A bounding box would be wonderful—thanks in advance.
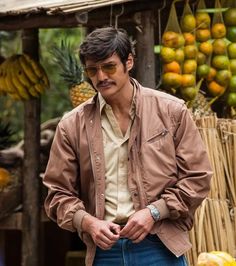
[215,69,231,86]
[184,45,198,59]
[183,32,195,45]
[229,59,236,75]
[197,64,210,79]
[181,74,196,87]
[196,29,211,42]
[183,59,197,74]
[175,48,185,63]
[195,12,211,29]
[227,43,236,59]
[226,26,236,42]
[162,31,184,48]
[212,55,230,70]
[163,61,181,74]
[207,81,226,96]
[211,23,226,39]
[180,86,198,101]
[229,75,236,92]
[199,41,213,56]
[181,14,196,32]
[227,92,236,106]
[223,8,236,26]
[162,72,182,88]
[197,52,207,65]
[160,47,176,63]
[0,168,11,189]
[206,67,217,82]
[212,39,227,55]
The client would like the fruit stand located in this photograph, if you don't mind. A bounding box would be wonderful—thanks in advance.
[0,0,236,266]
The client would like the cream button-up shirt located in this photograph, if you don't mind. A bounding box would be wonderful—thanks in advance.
[98,92,136,224]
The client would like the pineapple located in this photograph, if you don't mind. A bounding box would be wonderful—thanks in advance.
[191,91,214,117]
[52,40,96,108]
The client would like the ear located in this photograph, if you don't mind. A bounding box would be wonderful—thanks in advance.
[126,54,134,71]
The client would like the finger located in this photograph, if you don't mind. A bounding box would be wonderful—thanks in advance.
[131,232,148,243]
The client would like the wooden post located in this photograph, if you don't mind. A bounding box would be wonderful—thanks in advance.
[22,29,41,266]
[135,10,156,89]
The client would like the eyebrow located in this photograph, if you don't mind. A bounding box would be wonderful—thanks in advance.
[86,61,117,67]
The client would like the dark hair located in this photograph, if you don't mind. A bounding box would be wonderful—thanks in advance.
[79,27,135,66]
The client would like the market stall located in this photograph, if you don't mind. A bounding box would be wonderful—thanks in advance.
[0,0,236,265]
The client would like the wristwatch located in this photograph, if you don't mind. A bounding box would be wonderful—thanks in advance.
[146,204,160,222]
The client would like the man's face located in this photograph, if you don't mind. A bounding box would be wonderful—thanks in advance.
[84,53,133,100]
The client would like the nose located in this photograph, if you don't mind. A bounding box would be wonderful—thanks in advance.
[96,67,107,81]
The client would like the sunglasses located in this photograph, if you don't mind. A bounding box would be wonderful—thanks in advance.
[84,63,118,78]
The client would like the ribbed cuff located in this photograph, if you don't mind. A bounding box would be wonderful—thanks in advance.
[72,209,90,232]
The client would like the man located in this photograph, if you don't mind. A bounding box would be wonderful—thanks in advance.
[43,27,212,266]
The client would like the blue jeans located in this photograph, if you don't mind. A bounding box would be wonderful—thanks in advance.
[93,234,188,266]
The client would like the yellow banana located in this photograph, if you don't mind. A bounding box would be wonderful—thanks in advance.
[14,55,33,89]
[10,58,30,100]
[27,85,40,98]
[23,54,50,88]
[4,58,21,97]
[9,55,30,100]
[18,54,39,84]
[33,82,45,95]
[8,92,21,100]
[0,67,8,93]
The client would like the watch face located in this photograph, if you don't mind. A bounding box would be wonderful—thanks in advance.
[147,205,160,221]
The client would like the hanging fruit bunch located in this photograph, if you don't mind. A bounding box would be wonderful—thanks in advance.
[180,2,199,102]
[195,0,212,82]
[51,40,96,108]
[205,0,230,100]
[0,54,50,101]
[224,7,236,107]
[160,1,184,95]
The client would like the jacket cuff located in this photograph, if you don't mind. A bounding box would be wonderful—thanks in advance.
[72,209,90,232]
[151,198,170,220]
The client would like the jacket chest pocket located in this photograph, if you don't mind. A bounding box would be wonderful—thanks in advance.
[146,128,168,150]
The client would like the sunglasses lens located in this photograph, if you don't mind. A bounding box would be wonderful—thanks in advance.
[85,67,97,78]
[101,64,117,74]
[84,63,117,78]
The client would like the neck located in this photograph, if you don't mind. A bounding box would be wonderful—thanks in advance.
[107,82,134,114]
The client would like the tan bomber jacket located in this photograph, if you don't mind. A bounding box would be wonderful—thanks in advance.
[43,78,213,266]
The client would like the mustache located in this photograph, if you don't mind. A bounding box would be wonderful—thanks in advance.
[96,80,115,88]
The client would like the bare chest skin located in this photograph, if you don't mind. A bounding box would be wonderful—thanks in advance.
[113,110,131,136]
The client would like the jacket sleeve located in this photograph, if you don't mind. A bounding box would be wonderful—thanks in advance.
[43,122,88,232]
[159,105,213,227]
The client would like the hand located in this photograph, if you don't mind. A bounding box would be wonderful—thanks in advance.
[120,208,155,243]
[82,215,121,250]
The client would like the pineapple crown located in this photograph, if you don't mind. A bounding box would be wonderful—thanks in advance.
[0,121,16,149]
[51,40,84,87]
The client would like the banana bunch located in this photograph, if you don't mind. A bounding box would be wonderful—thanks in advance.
[0,54,50,101]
